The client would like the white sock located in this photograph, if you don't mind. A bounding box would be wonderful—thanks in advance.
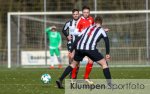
[50,56,55,66]
[57,56,62,64]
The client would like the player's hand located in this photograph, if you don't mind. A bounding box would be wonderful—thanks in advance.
[67,35,72,41]
[49,27,52,30]
[105,54,110,61]
[104,28,110,32]
[68,51,72,55]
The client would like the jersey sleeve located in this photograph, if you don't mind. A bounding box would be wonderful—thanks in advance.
[91,17,94,25]
[100,28,110,54]
[100,28,107,37]
[45,27,51,33]
[70,35,82,52]
[70,28,87,52]
[58,32,62,47]
[62,21,69,37]
[75,18,82,32]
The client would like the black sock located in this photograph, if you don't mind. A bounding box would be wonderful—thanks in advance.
[69,72,72,79]
[59,66,73,81]
[69,60,72,79]
[103,68,111,79]
[103,68,111,84]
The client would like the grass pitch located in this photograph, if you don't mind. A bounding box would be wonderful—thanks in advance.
[0,67,150,94]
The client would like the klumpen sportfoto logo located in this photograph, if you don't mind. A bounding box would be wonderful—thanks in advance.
[65,79,150,94]
[69,80,145,91]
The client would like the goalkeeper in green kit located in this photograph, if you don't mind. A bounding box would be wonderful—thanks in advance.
[45,26,62,69]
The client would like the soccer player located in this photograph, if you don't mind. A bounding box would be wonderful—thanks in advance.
[56,16,111,89]
[62,9,80,78]
[72,6,95,82]
[45,26,62,69]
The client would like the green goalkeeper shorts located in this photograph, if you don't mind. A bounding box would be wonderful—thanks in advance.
[50,48,60,56]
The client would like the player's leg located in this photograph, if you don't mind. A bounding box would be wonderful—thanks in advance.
[55,48,62,68]
[67,42,74,78]
[83,58,94,84]
[56,50,84,88]
[90,50,111,84]
[68,40,80,79]
[71,51,80,79]
[67,42,73,64]
[86,50,111,84]
[71,57,81,79]
[69,35,81,79]
[97,58,111,85]
[71,61,80,79]
[59,60,79,81]
[84,58,93,79]
[69,50,80,79]
[56,60,79,88]
[50,48,55,69]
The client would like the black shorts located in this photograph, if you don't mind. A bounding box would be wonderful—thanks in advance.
[67,35,78,51]
[74,49,104,62]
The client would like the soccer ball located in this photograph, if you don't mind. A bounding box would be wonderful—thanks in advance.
[41,74,51,84]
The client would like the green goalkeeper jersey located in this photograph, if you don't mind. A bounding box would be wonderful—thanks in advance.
[45,28,62,49]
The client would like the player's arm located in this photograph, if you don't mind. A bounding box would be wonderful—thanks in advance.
[70,35,82,53]
[74,18,82,33]
[62,21,70,39]
[101,28,110,59]
[91,17,94,25]
[104,28,110,32]
[58,32,62,48]
[70,28,86,52]
[103,36,110,55]
[45,27,52,33]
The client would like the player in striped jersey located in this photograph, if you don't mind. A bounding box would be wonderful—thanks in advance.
[62,9,80,78]
[56,16,111,89]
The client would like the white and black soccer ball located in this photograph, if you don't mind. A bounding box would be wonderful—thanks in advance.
[41,74,51,84]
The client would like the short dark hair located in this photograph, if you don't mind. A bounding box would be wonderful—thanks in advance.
[95,16,103,24]
[72,9,79,13]
[82,6,90,11]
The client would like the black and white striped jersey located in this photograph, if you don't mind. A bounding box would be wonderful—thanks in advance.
[62,19,79,37]
[72,25,110,54]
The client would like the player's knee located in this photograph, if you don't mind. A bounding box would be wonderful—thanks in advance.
[101,60,108,69]
[70,64,76,68]
[88,61,93,64]
[102,64,108,69]
[98,59,108,69]
[88,58,93,64]
[70,60,78,68]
